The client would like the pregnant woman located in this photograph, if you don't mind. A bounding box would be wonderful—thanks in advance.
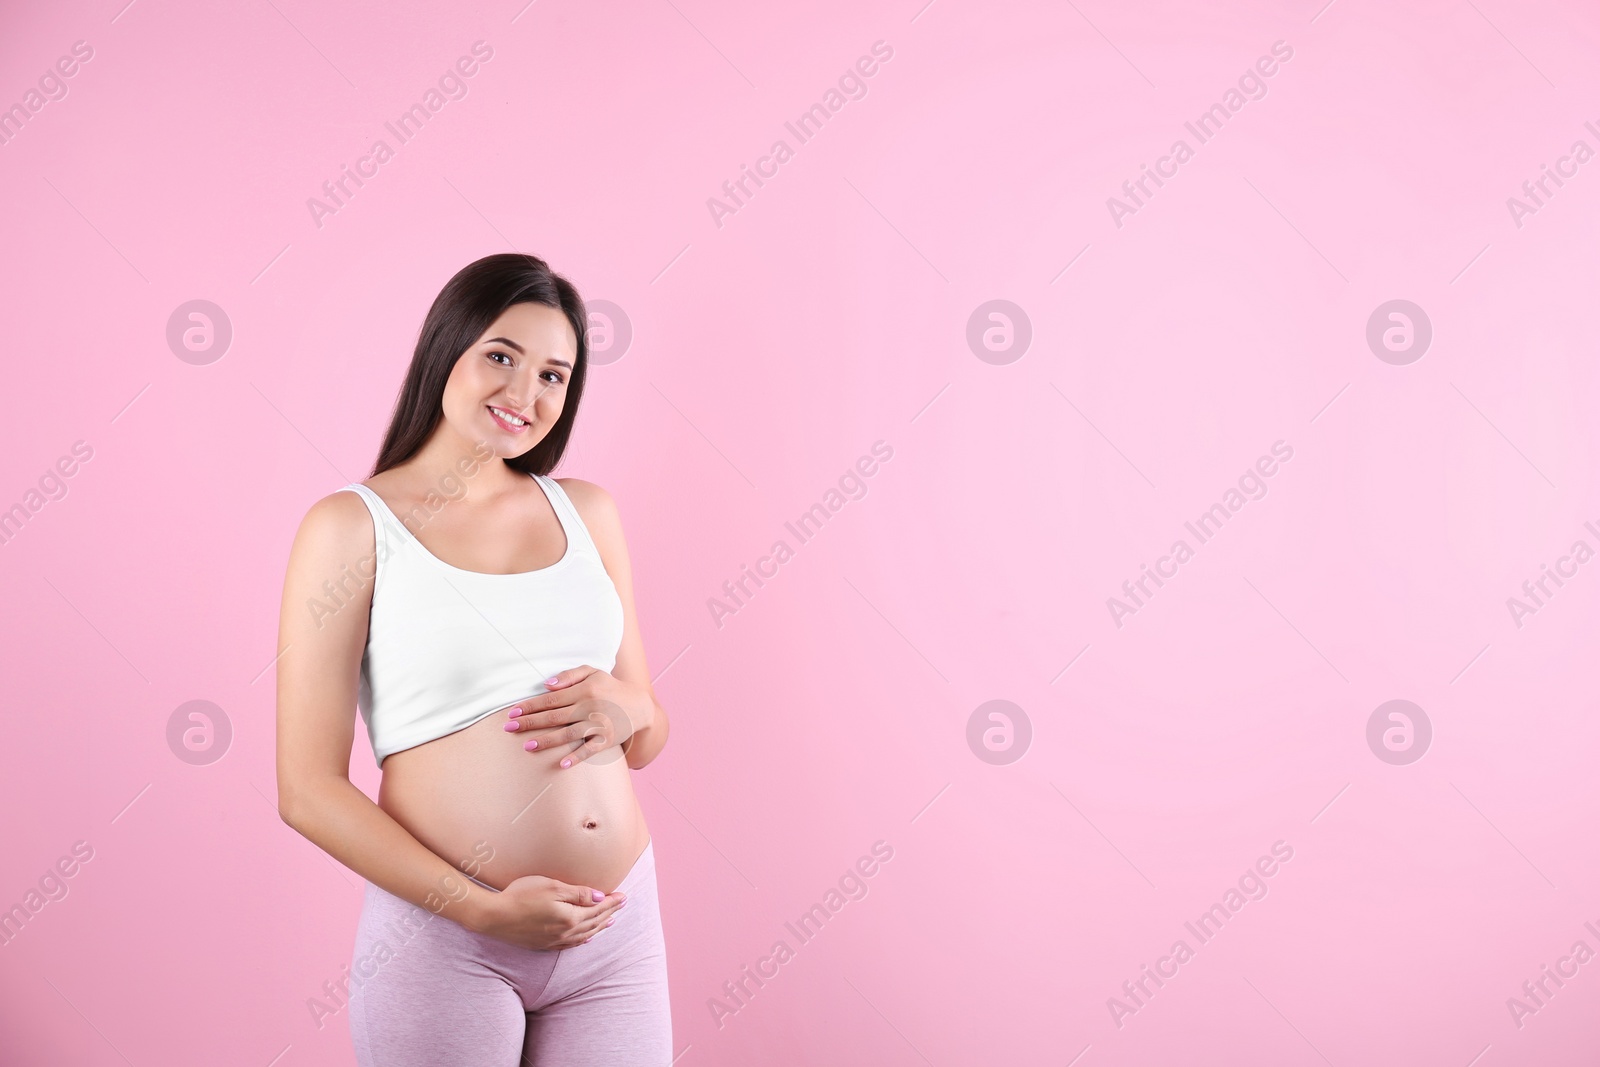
[275,252,673,1064]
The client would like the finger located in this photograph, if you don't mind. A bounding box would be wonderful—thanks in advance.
[505,705,564,731]
[523,723,586,753]
[520,724,582,752]
[569,892,626,928]
[509,710,575,739]
[558,883,607,907]
[544,666,598,690]
[504,697,544,719]
[560,733,609,769]
[510,688,588,730]
[504,712,550,734]
[505,685,578,722]
[569,898,625,938]
[571,912,618,941]
[554,919,615,950]
[540,725,596,765]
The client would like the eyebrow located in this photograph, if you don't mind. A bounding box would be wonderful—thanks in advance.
[484,337,572,370]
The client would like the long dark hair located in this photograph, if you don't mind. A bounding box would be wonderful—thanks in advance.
[369,252,589,478]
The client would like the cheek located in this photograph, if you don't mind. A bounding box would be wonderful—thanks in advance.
[447,363,499,411]
[441,384,475,422]
[441,364,475,404]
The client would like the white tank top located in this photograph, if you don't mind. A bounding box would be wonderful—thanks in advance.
[338,473,625,766]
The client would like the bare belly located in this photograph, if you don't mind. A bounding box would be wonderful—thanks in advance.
[377,710,649,894]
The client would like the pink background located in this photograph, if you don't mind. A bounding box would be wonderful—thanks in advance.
[3,0,1598,1063]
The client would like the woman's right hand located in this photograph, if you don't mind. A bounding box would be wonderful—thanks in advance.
[468,874,627,951]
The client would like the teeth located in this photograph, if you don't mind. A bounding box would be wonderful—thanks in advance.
[492,407,527,427]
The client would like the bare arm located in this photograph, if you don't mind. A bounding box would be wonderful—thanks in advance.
[562,478,671,769]
[274,491,499,927]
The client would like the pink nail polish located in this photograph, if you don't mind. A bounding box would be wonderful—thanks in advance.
[592,889,604,901]
[524,740,539,750]
[503,722,519,732]
[560,758,571,768]
[508,708,523,718]
[545,677,560,686]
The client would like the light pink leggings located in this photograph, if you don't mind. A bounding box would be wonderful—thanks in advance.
[347,840,671,1066]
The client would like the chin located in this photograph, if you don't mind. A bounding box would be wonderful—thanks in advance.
[497,434,542,459]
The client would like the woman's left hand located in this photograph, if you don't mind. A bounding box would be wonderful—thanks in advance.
[501,666,648,768]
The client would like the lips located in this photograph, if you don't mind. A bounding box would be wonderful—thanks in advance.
[487,405,529,433]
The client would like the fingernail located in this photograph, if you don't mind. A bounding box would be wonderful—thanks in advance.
[605,918,615,927]
[503,722,519,732]
[560,758,571,768]
[592,890,604,901]
[524,740,539,751]
[544,676,560,686]
[509,708,523,718]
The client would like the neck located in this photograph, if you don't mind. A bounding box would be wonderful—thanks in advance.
[394,422,526,503]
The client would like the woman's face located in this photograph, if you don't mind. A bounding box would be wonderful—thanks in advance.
[439,302,578,458]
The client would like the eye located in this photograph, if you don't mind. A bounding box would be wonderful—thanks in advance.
[487,350,513,366]
[541,369,565,384]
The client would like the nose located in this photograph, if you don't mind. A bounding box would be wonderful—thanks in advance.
[503,369,550,415]
[502,386,536,416]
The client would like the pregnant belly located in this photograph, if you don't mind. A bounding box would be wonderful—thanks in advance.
[377,710,649,894]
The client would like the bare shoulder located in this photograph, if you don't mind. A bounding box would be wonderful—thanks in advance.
[554,477,617,517]
[292,488,376,560]
[554,477,626,553]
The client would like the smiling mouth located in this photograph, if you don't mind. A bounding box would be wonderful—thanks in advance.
[487,405,530,432]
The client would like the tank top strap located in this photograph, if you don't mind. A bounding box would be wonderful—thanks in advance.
[534,474,602,561]
[339,483,394,559]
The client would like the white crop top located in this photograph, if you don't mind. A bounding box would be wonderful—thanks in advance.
[339,473,625,766]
